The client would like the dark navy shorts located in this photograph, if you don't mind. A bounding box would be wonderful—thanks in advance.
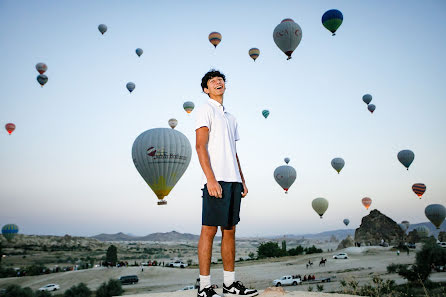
[202,181,242,227]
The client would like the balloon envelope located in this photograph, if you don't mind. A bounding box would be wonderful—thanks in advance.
[367,104,376,113]
[5,123,15,135]
[2,224,18,242]
[415,225,430,238]
[425,204,446,229]
[273,18,302,60]
[331,157,345,174]
[312,197,329,218]
[362,197,372,210]
[322,9,343,36]
[249,48,260,61]
[168,118,178,129]
[126,82,135,93]
[284,157,290,164]
[135,48,143,57]
[35,63,47,74]
[274,165,296,193]
[262,110,270,118]
[412,183,426,198]
[132,128,192,205]
[401,220,410,230]
[98,24,107,35]
[397,150,415,170]
[343,218,350,226]
[362,94,372,105]
[183,101,195,114]
[209,32,222,48]
[37,74,48,87]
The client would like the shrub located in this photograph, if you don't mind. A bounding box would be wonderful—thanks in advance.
[2,284,34,297]
[64,283,92,297]
[304,245,323,254]
[288,245,304,256]
[316,284,324,292]
[257,241,286,258]
[96,279,124,297]
[386,263,408,274]
[307,286,313,292]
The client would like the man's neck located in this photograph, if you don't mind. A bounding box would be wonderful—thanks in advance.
[209,95,223,105]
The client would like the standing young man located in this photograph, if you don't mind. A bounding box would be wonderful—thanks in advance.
[195,70,258,297]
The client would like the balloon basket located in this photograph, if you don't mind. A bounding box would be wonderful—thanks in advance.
[157,200,167,206]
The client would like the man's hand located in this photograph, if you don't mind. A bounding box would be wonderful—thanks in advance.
[207,179,223,198]
[241,182,248,198]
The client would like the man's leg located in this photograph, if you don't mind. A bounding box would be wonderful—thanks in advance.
[221,225,236,272]
[198,225,218,279]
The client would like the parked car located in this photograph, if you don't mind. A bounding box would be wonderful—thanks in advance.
[177,285,195,291]
[437,242,446,248]
[407,243,416,249]
[272,275,301,287]
[333,253,348,259]
[434,265,445,272]
[39,284,60,291]
[169,260,188,268]
[119,275,139,285]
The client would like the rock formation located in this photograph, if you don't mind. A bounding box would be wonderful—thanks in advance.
[354,209,404,245]
[337,235,354,250]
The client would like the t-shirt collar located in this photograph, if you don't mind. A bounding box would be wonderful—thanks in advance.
[208,98,225,111]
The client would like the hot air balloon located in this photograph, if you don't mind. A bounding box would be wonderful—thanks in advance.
[37,74,48,87]
[98,24,107,35]
[35,63,47,74]
[135,48,143,57]
[398,223,408,232]
[425,204,446,229]
[209,32,222,48]
[401,220,410,230]
[273,18,302,60]
[415,225,430,238]
[5,123,15,135]
[132,128,192,205]
[322,9,343,36]
[331,158,345,174]
[343,218,350,226]
[262,110,270,119]
[274,162,296,194]
[397,150,415,170]
[2,224,18,242]
[168,118,178,129]
[312,197,329,218]
[284,157,290,164]
[126,82,135,93]
[367,104,376,113]
[249,48,260,61]
[362,94,372,105]
[183,101,195,114]
[412,183,426,198]
[362,197,372,210]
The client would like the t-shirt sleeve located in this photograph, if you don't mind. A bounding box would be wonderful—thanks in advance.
[234,121,240,141]
[195,104,212,131]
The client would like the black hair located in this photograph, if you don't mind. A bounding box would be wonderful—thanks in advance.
[201,69,226,93]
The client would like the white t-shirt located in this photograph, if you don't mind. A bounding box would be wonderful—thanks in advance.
[195,99,242,186]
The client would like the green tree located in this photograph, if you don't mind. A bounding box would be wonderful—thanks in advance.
[304,245,323,254]
[64,283,92,297]
[3,284,34,297]
[105,245,118,266]
[288,245,304,256]
[281,240,286,252]
[257,241,286,258]
[96,279,124,297]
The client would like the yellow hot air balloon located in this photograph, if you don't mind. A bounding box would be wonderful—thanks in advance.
[249,48,260,61]
[208,32,222,48]
[312,198,329,218]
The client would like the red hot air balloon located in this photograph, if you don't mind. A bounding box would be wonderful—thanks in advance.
[5,123,15,135]
[362,197,372,210]
[412,183,426,198]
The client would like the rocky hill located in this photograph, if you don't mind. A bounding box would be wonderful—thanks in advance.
[0,234,106,250]
[354,209,404,245]
[91,230,200,242]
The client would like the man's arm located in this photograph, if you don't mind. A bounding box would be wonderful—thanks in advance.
[196,127,222,198]
[236,153,248,197]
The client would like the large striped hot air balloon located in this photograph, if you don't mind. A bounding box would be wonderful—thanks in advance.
[312,197,329,218]
[331,158,345,174]
[273,18,302,60]
[5,123,15,135]
[2,224,19,242]
[362,197,372,210]
[249,48,260,61]
[208,32,222,48]
[274,161,297,194]
[262,110,270,119]
[183,101,195,114]
[132,128,192,205]
[425,204,446,229]
[322,9,343,36]
[398,150,415,170]
[412,183,426,198]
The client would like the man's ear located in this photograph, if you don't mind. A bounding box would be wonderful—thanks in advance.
[204,87,210,94]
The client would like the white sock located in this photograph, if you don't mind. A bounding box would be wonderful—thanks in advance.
[224,270,235,287]
[200,274,211,291]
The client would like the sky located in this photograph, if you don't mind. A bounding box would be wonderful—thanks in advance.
[1,0,445,238]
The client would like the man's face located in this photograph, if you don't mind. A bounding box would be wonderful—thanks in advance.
[204,76,225,97]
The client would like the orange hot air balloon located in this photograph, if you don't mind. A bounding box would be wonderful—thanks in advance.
[362,197,372,210]
[5,123,15,135]
[208,32,222,48]
[412,183,426,198]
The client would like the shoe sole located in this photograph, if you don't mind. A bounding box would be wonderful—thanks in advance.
[223,292,259,297]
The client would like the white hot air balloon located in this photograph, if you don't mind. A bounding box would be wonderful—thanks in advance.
[273,18,302,60]
[331,157,345,174]
[274,161,296,194]
[168,118,178,129]
[132,128,192,205]
[312,197,329,218]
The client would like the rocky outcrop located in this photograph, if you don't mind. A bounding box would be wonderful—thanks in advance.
[354,209,404,245]
[337,235,354,250]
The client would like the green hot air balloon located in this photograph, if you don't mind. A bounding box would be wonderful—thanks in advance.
[262,110,270,119]
[331,157,345,174]
[425,204,446,229]
[312,198,329,218]
[322,9,343,36]
[274,161,296,194]
[397,150,415,170]
[2,224,19,242]
[132,128,192,205]
[183,101,195,114]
